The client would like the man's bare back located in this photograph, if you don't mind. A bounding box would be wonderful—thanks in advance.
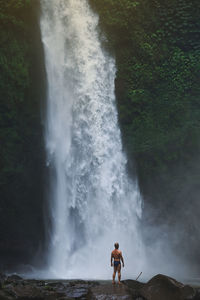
[111,242,124,284]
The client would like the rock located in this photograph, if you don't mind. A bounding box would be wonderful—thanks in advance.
[0,273,7,289]
[68,280,89,286]
[65,283,90,299]
[0,275,198,300]
[68,280,99,287]
[10,285,44,299]
[140,274,196,300]
[123,280,145,290]
[0,289,15,300]
[5,274,23,284]
[90,283,133,300]
[193,289,200,300]
[7,275,22,281]
[0,278,100,300]
[46,281,65,288]
[123,279,146,299]
[0,273,6,280]
[37,280,46,287]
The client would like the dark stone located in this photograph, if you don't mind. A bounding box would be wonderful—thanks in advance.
[123,280,145,290]
[0,273,6,289]
[141,274,196,300]
[90,283,133,300]
[37,281,46,287]
[68,280,98,287]
[68,280,88,286]
[6,274,23,283]
[0,279,101,300]
[47,281,65,288]
[65,284,90,299]
[0,290,15,300]
[4,283,45,300]
[0,276,198,300]
[0,273,6,280]
[123,279,146,298]
[193,289,200,300]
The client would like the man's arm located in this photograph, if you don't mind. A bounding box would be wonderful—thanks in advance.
[120,252,124,267]
[111,253,113,267]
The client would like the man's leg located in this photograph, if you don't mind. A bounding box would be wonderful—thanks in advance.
[112,266,117,284]
[117,264,121,284]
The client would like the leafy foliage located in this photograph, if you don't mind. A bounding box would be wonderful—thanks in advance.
[90,0,200,173]
[0,0,45,265]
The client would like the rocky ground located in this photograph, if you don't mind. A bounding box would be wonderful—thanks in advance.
[0,273,200,300]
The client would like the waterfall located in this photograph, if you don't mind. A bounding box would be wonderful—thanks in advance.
[40,0,143,279]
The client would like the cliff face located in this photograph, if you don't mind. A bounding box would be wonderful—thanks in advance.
[0,0,47,268]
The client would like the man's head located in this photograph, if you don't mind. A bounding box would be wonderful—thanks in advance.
[114,242,119,249]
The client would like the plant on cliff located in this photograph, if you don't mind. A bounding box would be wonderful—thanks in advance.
[90,0,200,172]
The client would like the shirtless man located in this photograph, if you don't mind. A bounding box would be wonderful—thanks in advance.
[111,242,124,284]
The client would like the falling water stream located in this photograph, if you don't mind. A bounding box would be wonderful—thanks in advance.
[40,0,143,279]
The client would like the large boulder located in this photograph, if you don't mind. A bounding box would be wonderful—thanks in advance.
[140,274,196,300]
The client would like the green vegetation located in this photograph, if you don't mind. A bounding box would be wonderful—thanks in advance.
[90,0,200,176]
[0,0,45,264]
[0,0,31,186]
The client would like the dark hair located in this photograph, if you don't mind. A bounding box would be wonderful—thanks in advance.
[114,242,119,249]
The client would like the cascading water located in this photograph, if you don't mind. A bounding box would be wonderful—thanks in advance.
[40,0,144,279]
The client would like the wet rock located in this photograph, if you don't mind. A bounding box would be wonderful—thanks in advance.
[7,283,45,299]
[0,278,101,300]
[87,281,100,287]
[5,274,23,286]
[7,274,22,281]
[123,279,145,299]
[0,289,15,300]
[37,281,46,287]
[192,289,200,300]
[68,280,99,287]
[1,275,198,300]
[68,280,88,286]
[65,283,90,299]
[0,273,6,281]
[90,283,133,300]
[46,281,65,288]
[0,273,7,289]
[123,280,145,290]
[140,274,196,300]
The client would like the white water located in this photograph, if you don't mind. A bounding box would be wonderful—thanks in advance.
[40,0,144,279]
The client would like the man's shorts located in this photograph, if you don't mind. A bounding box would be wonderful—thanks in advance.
[114,261,121,267]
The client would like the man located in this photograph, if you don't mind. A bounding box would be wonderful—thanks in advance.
[111,242,124,284]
